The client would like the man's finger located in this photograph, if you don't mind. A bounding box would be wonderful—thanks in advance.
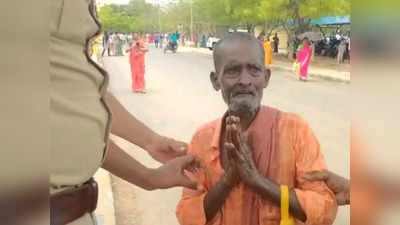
[231,124,241,149]
[226,116,232,125]
[226,125,233,143]
[226,142,242,161]
[224,142,236,158]
[303,171,329,181]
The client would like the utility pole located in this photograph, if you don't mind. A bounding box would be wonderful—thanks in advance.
[190,0,193,42]
[158,0,161,33]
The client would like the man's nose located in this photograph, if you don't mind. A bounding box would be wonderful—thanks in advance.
[238,70,252,86]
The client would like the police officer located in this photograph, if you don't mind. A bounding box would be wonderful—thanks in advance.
[50,1,197,224]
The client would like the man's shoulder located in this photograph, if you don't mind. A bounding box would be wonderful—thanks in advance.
[274,108,310,131]
[192,118,220,138]
[264,106,308,127]
[188,119,221,155]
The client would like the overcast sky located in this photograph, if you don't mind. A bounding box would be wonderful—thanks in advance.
[98,0,174,5]
[99,0,129,4]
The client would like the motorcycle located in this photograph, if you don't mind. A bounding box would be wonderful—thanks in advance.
[164,41,178,54]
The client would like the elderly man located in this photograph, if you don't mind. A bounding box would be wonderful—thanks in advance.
[176,32,338,225]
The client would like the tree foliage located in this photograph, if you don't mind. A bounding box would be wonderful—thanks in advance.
[97,0,350,36]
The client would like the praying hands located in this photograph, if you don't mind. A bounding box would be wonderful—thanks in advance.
[222,115,307,222]
[223,116,260,187]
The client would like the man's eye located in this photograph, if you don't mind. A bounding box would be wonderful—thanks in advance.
[225,68,239,77]
[249,66,261,74]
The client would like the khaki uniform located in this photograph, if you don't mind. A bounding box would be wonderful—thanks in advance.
[50,0,111,224]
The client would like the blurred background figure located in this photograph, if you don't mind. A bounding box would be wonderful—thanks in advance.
[102,31,110,57]
[297,38,312,81]
[337,39,347,64]
[272,32,279,53]
[154,32,160,48]
[128,35,148,93]
[114,33,123,56]
[263,35,273,68]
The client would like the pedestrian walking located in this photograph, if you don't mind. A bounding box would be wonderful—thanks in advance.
[193,34,198,48]
[181,34,186,46]
[159,33,164,49]
[109,33,116,56]
[154,32,160,48]
[102,32,111,56]
[129,35,148,93]
[272,32,279,53]
[114,34,123,56]
[297,38,312,81]
[337,39,346,64]
[310,41,315,61]
[200,34,207,48]
[263,36,273,68]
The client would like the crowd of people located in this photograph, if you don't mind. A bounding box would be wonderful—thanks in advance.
[257,33,312,82]
[90,31,183,94]
[101,32,132,57]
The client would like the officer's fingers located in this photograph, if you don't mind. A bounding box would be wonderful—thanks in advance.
[179,175,198,190]
[175,154,196,171]
[186,158,202,173]
[303,171,329,181]
[169,140,188,154]
[336,192,350,205]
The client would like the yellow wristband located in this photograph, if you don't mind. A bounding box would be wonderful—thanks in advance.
[280,185,295,225]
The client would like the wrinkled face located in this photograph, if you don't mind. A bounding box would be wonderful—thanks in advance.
[211,40,270,116]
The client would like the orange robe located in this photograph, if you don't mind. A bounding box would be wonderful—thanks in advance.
[176,106,337,225]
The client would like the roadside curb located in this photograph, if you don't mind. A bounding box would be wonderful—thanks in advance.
[181,46,350,83]
[271,64,351,83]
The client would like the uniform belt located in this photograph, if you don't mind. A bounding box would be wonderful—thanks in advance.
[50,178,98,225]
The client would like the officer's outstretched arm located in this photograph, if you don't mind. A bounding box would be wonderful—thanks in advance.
[102,140,198,190]
[105,92,187,163]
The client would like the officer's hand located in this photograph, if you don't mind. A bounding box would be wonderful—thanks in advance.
[146,136,188,163]
[154,154,199,190]
[304,170,350,205]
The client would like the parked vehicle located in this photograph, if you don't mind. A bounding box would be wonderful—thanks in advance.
[207,37,220,50]
[164,41,178,53]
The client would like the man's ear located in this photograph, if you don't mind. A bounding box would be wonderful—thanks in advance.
[210,71,221,91]
[263,68,271,88]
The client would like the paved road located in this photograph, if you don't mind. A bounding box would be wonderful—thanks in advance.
[103,46,350,225]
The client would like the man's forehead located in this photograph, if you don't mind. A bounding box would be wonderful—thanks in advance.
[217,43,262,65]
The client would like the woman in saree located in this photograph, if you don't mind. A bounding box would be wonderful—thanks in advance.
[297,37,311,81]
[263,36,273,68]
[129,35,148,93]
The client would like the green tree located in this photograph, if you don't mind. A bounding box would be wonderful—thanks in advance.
[98,0,350,37]
[98,4,138,33]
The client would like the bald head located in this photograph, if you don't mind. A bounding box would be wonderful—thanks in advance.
[213,32,265,72]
